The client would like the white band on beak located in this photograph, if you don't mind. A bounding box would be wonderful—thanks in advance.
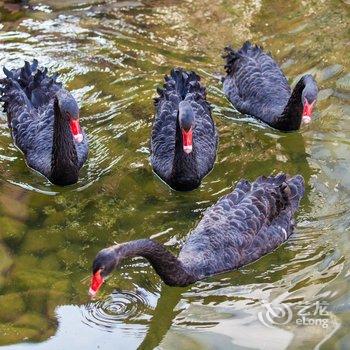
[74,133,84,143]
[183,145,193,154]
[302,116,311,124]
[88,287,97,297]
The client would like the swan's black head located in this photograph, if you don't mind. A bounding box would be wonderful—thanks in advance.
[56,91,84,143]
[178,101,194,154]
[89,247,119,297]
[301,75,318,125]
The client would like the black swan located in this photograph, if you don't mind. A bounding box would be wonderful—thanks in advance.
[89,173,304,296]
[151,68,218,191]
[0,60,88,185]
[223,42,318,131]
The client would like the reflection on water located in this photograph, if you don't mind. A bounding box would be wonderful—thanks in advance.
[0,0,349,349]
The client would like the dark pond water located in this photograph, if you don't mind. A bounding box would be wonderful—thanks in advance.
[0,0,349,349]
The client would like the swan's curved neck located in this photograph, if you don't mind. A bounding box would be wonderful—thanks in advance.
[113,239,196,287]
[276,76,307,131]
[51,98,78,185]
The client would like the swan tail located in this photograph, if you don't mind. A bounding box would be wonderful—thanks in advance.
[154,68,207,107]
[283,174,305,213]
[223,46,241,75]
[0,60,62,113]
[239,41,263,55]
[223,41,264,75]
[0,72,31,124]
[254,173,305,215]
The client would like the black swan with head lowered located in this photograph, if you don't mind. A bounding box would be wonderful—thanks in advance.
[223,42,318,131]
[0,60,88,186]
[151,68,218,191]
[89,173,304,295]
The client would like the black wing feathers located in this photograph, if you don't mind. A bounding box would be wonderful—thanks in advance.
[0,60,62,114]
[151,68,217,187]
[223,41,291,124]
[180,174,304,278]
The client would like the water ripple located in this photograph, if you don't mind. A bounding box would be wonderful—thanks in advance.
[82,289,153,332]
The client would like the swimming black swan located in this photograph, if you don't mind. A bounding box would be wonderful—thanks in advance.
[223,42,318,131]
[89,173,304,295]
[151,68,218,191]
[0,60,88,185]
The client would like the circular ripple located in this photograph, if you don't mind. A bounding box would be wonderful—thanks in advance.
[82,289,153,332]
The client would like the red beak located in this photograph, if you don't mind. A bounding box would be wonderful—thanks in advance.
[181,128,193,154]
[302,100,315,124]
[69,118,84,143]
[89,270,104,297]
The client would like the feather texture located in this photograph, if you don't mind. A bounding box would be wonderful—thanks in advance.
[223,42,317,131]
[151,68,218,191]
[179,173,304,280]
[0,61,88,184]
[91,173,305,288]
